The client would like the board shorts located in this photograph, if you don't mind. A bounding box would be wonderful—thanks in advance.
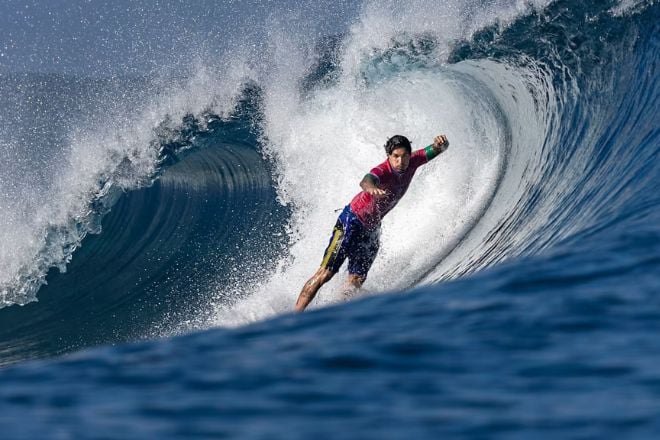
[320,205,380,277]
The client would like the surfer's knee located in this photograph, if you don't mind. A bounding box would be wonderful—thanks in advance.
[317,267,335,283]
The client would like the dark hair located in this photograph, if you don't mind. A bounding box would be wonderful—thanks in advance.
[384,135,412,155]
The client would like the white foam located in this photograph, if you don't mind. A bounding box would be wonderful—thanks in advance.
[209,0,556,326]
[610,0,649,16]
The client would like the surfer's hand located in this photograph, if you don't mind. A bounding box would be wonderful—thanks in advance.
[433,135,449,152]
[366,187,387,198]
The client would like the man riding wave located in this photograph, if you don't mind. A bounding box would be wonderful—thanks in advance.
[295,134,450,311]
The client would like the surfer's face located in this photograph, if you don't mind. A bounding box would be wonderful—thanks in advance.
[388,147,411,173]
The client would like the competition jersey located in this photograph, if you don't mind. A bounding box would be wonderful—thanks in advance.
[350,146,436,229]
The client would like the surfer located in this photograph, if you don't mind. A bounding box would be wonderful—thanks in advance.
[294,134,450,312]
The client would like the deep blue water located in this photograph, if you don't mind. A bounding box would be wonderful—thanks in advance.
[1,0,659,438]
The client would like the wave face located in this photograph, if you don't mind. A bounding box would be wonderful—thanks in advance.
[0,85,290,362]
[1,0,659,437]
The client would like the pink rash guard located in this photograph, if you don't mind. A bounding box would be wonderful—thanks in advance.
[349,147,434,229]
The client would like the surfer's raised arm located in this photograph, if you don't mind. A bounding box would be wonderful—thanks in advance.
[432,134,449,154]
[419,134,449,162]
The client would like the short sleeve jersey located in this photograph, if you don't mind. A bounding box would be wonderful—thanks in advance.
[350,147,434,229]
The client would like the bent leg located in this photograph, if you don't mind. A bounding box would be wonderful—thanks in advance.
[295,267,335,312]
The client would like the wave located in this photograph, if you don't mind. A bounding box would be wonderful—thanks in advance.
[0,0,658,364]
[214,0,660,324]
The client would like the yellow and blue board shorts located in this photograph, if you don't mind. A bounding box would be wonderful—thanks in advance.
[320,205,380,277]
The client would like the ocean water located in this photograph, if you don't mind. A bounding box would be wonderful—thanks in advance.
[1,0,659,438]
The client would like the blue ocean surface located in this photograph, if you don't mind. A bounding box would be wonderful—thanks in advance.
[0,0,659,438]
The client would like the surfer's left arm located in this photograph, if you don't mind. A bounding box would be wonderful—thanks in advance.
[423,134,449,161]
